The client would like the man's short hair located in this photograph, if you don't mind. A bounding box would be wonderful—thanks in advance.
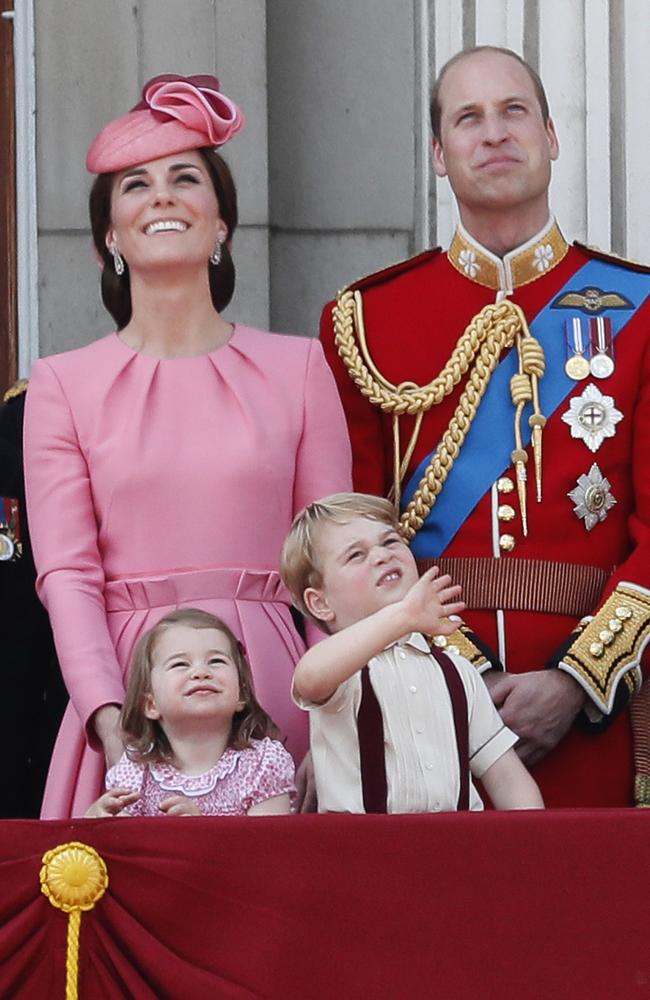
[430,45,551,141]
[280,492,398,627]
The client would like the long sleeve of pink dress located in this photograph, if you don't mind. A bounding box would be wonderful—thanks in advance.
[24,326,352,817]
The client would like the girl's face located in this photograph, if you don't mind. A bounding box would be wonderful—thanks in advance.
[144,625,244,731]
[106,149,227,276]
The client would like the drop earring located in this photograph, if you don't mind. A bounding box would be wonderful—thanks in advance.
[111,245,125,277]
[209,236,224,267]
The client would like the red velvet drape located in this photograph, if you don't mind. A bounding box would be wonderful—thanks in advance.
[1,811,649,999]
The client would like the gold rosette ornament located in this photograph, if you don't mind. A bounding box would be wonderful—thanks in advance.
[40,842,109,1000]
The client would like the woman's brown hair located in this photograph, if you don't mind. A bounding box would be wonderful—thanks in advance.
[121,607,278,764]
[89,148,238,329]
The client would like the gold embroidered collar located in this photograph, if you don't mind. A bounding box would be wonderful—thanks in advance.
[448,217,569,292]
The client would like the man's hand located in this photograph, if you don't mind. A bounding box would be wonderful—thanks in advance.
[400,566,465,637]
[484,669,587,766]
[85,788,139,818]
[159,795,202,816]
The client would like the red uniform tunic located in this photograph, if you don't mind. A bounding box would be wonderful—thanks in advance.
[321,219,650,807]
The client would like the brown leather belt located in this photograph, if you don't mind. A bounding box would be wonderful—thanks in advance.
[416,556,609,618]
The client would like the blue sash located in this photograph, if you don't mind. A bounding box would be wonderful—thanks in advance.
[403,258,650,558]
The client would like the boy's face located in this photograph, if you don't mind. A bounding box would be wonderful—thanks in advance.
[304,516,419,632]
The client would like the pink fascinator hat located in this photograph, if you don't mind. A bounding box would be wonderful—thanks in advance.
[86,73,244,174]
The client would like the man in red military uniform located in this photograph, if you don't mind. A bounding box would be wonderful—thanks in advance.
[320,46,650,807]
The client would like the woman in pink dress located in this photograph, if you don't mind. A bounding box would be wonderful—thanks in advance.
[24,74,351,818]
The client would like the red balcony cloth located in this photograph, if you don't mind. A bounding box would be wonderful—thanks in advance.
[1,811,649,999]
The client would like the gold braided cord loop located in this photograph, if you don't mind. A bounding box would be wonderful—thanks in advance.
[520,337,545,378]
[334,289,514,415]
[333,289,546,539]
[402,322,517,539]
[40,841,109,1000]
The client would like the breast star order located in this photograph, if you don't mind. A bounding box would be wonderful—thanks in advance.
[568,463,616,531]
[561,383,623,453]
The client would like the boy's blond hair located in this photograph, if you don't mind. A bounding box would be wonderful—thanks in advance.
[280,492,399,627]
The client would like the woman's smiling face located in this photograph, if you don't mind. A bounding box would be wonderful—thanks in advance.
[106,149,227,276]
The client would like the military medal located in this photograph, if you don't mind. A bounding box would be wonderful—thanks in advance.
[564,318,590,380]
[561,383,623,453]
[589,317,615,378]
[0,533,15,561]
[0,497,22,561]
[568,463,616,531]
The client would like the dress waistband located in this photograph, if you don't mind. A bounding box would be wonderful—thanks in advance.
[104,568,291,612]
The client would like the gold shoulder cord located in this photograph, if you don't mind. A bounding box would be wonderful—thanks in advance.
[333,289,546,539]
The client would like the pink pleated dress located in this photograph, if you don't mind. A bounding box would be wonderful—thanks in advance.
[24,326,352,818]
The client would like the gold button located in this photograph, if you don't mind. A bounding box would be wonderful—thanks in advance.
[432,635,448,648]
[497,504,516,522]
[589,641,604,657]
[497,477,514,494]
[499,534,516,552]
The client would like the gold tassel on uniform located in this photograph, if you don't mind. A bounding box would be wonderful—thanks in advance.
[333,291,546,540]
[508,306,546,535]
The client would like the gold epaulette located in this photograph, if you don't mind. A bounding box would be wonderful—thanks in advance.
[339,247,442,297]
[559,582,650,715]
[3,378,28,404]
[574,242,650,275]
[428,622,489,671]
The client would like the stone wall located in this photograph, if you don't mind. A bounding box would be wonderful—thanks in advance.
[29,0,650,358]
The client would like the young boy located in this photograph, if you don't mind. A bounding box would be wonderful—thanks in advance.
[281,493,543,814]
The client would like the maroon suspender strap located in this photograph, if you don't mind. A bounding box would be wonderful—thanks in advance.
[357,651,470,813]
[357,666,388,813]
[430,648,470,811]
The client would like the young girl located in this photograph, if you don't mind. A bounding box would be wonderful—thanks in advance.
[86,609,295,817]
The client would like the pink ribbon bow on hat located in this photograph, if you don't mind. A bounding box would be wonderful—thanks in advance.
[138,73,244,147]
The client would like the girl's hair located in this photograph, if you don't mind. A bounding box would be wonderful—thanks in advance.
[89,147,238,330]
[121,607,278,764]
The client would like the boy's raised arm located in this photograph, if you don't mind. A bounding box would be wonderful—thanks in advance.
[294,568,464,703]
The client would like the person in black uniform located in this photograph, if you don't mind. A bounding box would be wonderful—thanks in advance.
[0,381,66,817]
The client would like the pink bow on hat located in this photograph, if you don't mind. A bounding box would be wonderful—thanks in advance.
[137,74,244,146]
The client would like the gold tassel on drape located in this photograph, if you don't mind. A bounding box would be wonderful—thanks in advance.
[40,842,109,1000]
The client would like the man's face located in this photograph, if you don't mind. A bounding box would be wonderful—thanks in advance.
[304,516,419,632]
[432,50,559,220]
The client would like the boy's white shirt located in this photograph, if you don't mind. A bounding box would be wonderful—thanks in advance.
[293,632,517,814]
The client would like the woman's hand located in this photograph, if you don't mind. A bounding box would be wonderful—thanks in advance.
[85,788,140,818]
[92,704,124,769]
[159,795,202,816]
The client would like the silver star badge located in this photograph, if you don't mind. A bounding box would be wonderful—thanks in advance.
[561,383,623,453]
[568,463,616,531]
